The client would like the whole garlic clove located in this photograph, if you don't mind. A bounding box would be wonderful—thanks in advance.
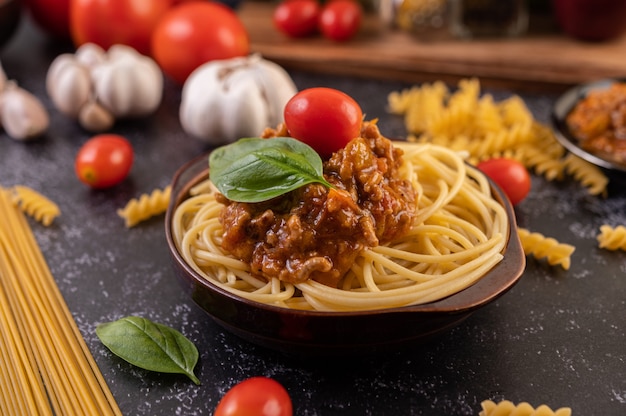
[0,82,49,141]
[78,100,115,132]
[46,54,91,117]
[91,46,163,118]
[74,43,106,70]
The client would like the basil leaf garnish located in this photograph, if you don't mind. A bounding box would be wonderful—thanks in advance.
[209,137,333,203]
[96,316,200,385]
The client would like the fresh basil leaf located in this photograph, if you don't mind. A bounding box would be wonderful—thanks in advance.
[209,137,333,203]
[96,316,200,385]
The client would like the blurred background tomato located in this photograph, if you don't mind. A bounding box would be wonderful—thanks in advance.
[552,0,626,41]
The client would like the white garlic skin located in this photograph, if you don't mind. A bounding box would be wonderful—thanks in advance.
[0,82,49,141]
[179,54,298,145]
[45,43,163,132]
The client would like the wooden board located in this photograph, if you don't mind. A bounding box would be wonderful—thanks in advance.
[239,1,626,91]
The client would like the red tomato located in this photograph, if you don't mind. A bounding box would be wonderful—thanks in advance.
[24,0,71,39]
[318,0,362,41]
[476,158,531,205]
[70,0,174,56]
[273,0,321,38]
[151,2,250,84]
[75,134,134,189]
[284,87,363,158]
[214,377,293,416]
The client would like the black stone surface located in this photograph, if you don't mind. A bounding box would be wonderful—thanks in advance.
[1,16,625,416]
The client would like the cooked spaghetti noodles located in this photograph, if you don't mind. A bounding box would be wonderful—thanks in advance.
[172,141,509,312]
[0,186,121,415]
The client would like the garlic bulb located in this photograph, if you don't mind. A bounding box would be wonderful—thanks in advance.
[46,43,163,132]
[0,81,49,141]
[179,54,298,145]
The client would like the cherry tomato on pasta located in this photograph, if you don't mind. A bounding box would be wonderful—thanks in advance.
[75,134,134,189]
[283,87,363,158]
[476,158,531,205]
[214,377,293,416]
[273,0,321,38]
[318,0,362,42]
[151,1,250,84]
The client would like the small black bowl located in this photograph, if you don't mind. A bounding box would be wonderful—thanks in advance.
[165,152,526,356]
[0,0,21,50]
[551,78,626,173]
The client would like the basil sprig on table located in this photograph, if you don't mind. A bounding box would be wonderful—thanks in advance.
[209,137,333,203]
[96,316,200,385]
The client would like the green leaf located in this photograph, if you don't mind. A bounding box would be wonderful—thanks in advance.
[209,137,333,203]
[96,316,200,385]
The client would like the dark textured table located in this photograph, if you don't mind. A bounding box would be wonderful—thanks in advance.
[1,16,625,416]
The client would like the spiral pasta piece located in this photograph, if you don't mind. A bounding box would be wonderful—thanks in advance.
[388,78,609,192]
[480,400,571,416]
[517,228,575,270]
[597,225,626,251]
[562,154,609,196]
[10,185,60,226]
[117,185,172,227]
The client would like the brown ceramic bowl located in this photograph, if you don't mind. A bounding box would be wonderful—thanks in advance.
[165,152,526,356]
[0,0,21,49]
[551,78,626,173]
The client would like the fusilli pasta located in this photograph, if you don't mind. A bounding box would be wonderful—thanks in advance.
[11,185,60,226]
[517,228,575,270]
[387,78,609,194]
[562,153,609,196]
[597,225,626,251]
[117,185,172,227]
[480,400,571,416]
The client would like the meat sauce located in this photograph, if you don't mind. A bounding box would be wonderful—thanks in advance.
[216,122,417,287]
[566,82,626,165]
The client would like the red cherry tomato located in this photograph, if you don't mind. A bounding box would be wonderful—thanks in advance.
[476,158,531,205]
[70,0,173,55]
[273,0,321,38]
[284,87,363,158]
[151,2,250,84]
[318,0,362,41]
[75,134,134,189]
[214,377,293,416]
[24,0,71,39]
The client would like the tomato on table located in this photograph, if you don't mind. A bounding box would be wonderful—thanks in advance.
[273,0,321,38]
[70,0,173,55]
[151,1,250,85]
[75,134,134,189]
[476,158,531,205]
[284,87,363,158]
[318,0,362,41]
[214,377,293,416]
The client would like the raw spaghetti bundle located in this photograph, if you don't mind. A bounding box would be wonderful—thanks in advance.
[0,186,121,416]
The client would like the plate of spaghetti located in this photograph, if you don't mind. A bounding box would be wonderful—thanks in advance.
[551,78,626,173]
[165,121,525,355]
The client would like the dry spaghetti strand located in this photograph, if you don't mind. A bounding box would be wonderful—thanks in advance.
[0,186,122,416]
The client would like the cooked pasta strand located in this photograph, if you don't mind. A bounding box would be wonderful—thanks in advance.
[172,143,509,311]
